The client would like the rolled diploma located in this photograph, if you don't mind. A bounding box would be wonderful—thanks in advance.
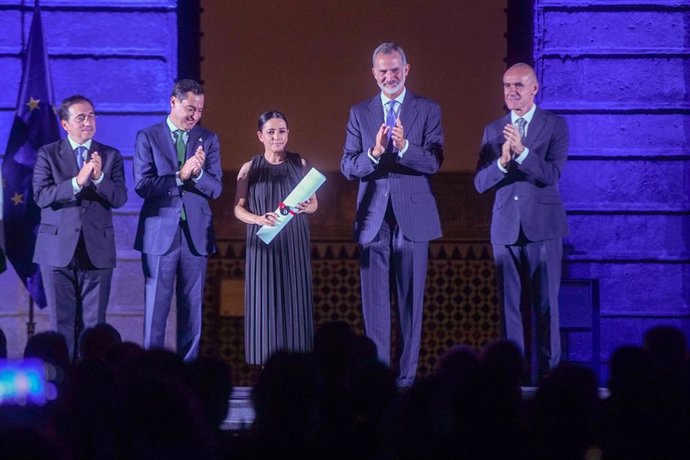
[256,167,326,244]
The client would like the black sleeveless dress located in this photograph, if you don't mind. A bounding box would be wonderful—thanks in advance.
[244,152,314,364]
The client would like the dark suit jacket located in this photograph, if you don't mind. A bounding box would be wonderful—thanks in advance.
[474,106,569,245]
[133,121,222,256]
[341,92,444,244]
[33,138,128,268]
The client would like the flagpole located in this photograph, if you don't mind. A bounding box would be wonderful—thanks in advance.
[27,296,35,338]
[27,0,38,340]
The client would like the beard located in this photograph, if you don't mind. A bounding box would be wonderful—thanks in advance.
[379,79,404,97]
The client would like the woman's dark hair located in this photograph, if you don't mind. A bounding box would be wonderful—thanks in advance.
[257,110,289,131]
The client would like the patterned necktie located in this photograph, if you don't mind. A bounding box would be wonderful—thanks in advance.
[76,146,87,168]
[386,100,397,144]
[174,129,187,221]
[515,117,527,139]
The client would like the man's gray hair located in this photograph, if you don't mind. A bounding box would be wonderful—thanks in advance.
[372,42,407,67]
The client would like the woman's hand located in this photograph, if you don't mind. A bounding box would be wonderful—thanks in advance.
[255,211,280,226]
[296,198,317,214]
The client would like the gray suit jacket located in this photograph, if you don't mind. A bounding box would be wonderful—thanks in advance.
[474,106,569,244]
[33,138,127,268]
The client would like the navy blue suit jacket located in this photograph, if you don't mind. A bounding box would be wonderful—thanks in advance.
[474,106,569,244]
[133,121,222,256]
[33,138,127,268]
[341,92,443,243]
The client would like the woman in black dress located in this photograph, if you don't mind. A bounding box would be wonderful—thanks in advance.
[234,111,317,365]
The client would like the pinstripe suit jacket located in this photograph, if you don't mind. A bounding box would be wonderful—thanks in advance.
[341,92,444,244]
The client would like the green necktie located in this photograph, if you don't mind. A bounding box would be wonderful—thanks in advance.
[175,129,187,221]
[175,129,186,166]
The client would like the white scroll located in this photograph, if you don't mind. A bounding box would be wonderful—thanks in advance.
[256,167,326,244]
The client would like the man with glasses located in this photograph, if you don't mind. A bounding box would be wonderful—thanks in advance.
[133,79,222,361]
[33,94,128,360]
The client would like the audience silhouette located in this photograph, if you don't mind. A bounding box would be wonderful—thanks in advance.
[0,322,688,459]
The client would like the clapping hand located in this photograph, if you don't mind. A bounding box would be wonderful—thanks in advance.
[180,147,205,181]
[90,152,102,180]
[503,123,525,158]
[76,159,94,188]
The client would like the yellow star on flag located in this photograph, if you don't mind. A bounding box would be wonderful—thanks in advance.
[26,97,41,111]
[11,192,23,206]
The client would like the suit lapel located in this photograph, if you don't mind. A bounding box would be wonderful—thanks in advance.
[92,140,113,173]
[525,106,545,146]
[399,92,417,134]
[153,121,178,165]
[366,96,383,139]
[187,126,203,158]
[60,139,79,173]
[493,114,511,148]
[90,140,101,162]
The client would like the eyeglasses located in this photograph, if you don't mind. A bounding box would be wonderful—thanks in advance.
[71,114,97,124]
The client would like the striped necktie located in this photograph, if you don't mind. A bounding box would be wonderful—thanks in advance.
[76,146,87,168]
[515,117,527,139]
[386,100,397,142]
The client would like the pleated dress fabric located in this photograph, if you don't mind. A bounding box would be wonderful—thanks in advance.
[244,152,314,365]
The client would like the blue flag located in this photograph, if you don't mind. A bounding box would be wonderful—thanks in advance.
[0,170,7,273]
[1,5,61,308]
[0,167,5,274]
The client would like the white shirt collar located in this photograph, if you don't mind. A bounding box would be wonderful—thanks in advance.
[380,88,406,111]
[511,103,536,124]
[67,137,92,151]
[166,116,188,136]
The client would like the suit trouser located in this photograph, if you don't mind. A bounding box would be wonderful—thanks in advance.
[359,213,429,387]
[492,237,562,381]
[142,222,207,361]
[41,240,111,361]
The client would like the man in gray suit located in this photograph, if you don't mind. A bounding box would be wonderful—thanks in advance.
[475,63,569,382]
[33,95,127,359]
[342,42,444,387]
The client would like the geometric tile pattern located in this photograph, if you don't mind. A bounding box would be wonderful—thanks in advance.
[202,240,500,386]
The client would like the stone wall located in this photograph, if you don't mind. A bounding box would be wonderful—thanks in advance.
[534,0,690,378]
[0,0,178,357]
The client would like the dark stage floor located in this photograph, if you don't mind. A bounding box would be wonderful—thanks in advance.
[220,386,611,431]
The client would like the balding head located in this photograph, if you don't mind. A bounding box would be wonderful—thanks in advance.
[503,63,538,116]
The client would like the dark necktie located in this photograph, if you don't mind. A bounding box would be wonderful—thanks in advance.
[515,117,527,139]
[175,129,186,167]
[174,129,187,221]
[76,146,87,168]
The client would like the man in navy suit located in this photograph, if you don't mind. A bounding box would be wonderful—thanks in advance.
[341,42,443,387]
[134,79,222,361]
[33,95,127,360]
[474,63,569,382]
